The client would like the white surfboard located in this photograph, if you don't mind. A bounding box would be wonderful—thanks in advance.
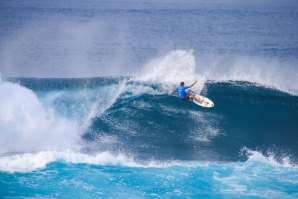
[189,90,214,108]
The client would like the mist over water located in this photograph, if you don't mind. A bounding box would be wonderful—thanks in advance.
[0,0,298,84]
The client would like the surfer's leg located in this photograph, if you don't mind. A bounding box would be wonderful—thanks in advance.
[189,94,204,104]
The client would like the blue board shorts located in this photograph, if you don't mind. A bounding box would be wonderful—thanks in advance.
[181,95,190,101]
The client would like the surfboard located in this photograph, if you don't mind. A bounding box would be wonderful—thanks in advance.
[189,90,214,108]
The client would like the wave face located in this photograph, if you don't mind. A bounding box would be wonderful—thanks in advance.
[4,77,298,162]
[1,77,298,198]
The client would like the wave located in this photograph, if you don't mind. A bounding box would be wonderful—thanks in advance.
[2,77,298,165]
[1,49,298,172]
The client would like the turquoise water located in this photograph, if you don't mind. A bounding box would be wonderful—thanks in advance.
[1,161,298,198]
[1,158,297,198]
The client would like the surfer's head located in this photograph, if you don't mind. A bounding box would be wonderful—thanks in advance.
[180,82,184,86]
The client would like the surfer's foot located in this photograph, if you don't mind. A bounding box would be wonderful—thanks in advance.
[196,98,204,104]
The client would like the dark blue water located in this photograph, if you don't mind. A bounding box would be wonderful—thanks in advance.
[6,77,298,162]
[1,0,298,198]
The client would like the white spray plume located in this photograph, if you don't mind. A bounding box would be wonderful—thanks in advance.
[0,80,82,153]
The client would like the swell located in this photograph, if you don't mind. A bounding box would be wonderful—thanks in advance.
[5,77,298,164]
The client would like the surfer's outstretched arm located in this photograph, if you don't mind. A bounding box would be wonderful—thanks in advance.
[188,80,197,88]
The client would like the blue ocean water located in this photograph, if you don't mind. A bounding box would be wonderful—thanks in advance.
[1,0,298,198]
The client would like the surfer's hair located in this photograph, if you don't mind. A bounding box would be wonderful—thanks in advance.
[180,82,184,86]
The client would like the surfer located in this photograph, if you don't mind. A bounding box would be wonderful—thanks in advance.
[174,80,204,104]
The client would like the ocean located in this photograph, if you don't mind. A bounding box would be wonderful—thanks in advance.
[0,0,298,198]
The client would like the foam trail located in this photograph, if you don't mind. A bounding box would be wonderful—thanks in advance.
[188,110,220,143]
[0,80,82,153]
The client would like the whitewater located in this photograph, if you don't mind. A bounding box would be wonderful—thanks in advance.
[1,0,298,198]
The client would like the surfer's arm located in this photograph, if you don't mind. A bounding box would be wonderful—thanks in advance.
[172,88,177,93]
[188,80,197,88]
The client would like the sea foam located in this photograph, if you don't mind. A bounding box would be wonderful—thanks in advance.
[0,80,81,153]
